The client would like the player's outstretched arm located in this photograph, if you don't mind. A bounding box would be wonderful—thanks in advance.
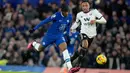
[96,16,107,24]
[71,14,80,32]
[33,17,53,30]
[29,13,57,33]
[71,21,80,31]
[94,9,107,24]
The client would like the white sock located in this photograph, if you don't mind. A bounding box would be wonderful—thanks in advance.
[62,49,72,70]
[32,41,40,51]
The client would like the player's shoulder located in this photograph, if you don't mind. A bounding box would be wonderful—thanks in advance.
[51,12,63,19]
[77,11,84,15]
[76,11,84,17]
[51,12,59,18]
[90,9,99,13]
[54,12,61,16]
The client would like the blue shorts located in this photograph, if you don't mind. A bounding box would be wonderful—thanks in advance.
[41,34,66,47]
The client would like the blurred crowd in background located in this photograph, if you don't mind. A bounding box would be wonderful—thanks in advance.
[0,0,130,70]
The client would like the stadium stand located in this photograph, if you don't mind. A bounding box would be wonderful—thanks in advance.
[0,0,130,71]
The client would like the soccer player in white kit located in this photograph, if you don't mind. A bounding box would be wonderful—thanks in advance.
[70,0,107,68]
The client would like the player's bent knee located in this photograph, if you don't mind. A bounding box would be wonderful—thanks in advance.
[82,44,88,49]
[81,40,89,49]
[84,45,88,49]
[59,42,67,52]
[38,44,45,51]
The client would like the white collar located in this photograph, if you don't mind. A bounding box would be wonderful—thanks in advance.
[60,12,64,17]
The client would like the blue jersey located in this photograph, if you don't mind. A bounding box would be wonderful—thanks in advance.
[33,12,72,47]
[34,12,72,35]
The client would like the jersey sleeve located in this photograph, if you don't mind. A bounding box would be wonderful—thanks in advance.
[75,13,80,23]
[93,9,103,19]
[71,13,80,30]
[34,12,57,30]
[93,9,107,24]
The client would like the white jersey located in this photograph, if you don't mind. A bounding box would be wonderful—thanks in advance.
[73,9,103,38]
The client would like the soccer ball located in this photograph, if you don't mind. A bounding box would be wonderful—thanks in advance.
[96,54,107,65]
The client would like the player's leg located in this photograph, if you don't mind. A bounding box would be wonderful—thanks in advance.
[76,39,89,66]
[56,36,80,73]
[70,34,88,63]
[27,35,53,51]
[80,33,91,49]
[27,41,44,51]
[71,33,93,66]
[59,42,72,69]
[78,34,94,66]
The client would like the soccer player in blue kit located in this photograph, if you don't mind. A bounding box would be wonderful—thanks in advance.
[27,4,80,73]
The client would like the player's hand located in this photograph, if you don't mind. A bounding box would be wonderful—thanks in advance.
[90,20,96,24]
[29,29,35,33]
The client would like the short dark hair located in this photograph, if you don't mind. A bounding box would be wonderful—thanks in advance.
[82,0,88,2]
[61,4,69,12]
[82,0,90,4]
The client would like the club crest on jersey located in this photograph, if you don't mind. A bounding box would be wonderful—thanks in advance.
[67,20,69,23]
